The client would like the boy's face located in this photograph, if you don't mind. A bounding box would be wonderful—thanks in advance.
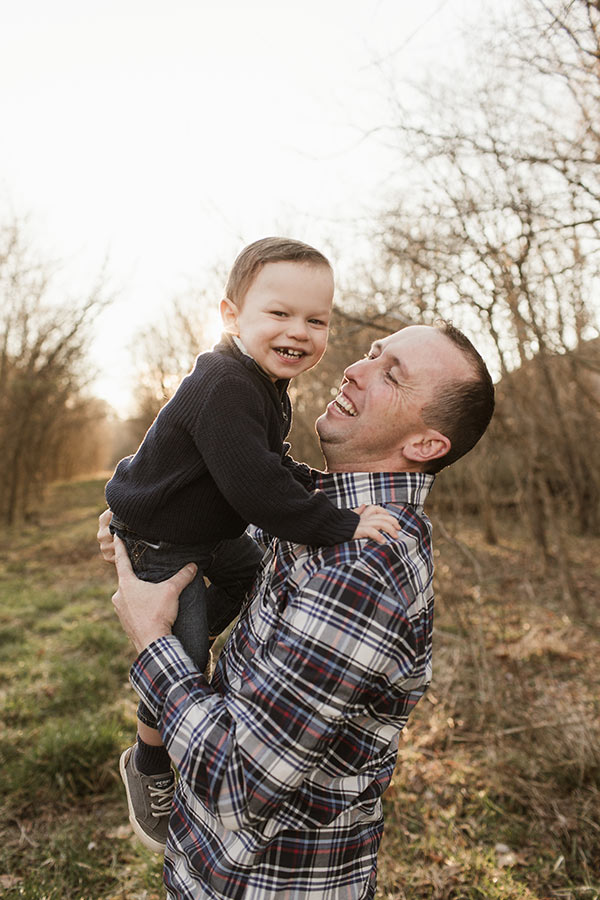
[220,261,333,381]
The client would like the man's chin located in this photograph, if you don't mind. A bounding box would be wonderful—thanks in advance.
[315,410,338,435]
[315,424,342,448]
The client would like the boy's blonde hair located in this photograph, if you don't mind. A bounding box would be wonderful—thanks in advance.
[225,237,332,307]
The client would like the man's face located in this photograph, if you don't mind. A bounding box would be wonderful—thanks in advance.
[316,325,474,473]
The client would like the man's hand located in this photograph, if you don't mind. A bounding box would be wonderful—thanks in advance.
[111,535,198,654]
[97,508,115,562]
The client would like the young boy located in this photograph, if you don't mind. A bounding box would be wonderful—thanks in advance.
[105,237,398,853]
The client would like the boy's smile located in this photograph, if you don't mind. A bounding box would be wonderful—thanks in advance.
[220,260,334,381]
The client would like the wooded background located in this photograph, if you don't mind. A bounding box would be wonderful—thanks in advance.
[1,0,598,602]
[1,5,599,896]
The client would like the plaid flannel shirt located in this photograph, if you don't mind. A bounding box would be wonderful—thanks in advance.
[130,470,435,900]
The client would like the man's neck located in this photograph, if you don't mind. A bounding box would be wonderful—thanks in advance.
[322,458,424,476]
[320,443,422,475]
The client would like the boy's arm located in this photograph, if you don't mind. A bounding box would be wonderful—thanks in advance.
[194,374,359,545]
[280,443,316,491]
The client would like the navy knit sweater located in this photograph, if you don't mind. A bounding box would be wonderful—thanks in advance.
[105,336,359,546]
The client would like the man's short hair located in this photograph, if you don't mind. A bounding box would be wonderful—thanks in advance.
[225,237,332,307]
[421,321,495,473]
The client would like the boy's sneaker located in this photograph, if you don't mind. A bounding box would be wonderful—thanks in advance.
[119,746,175,853]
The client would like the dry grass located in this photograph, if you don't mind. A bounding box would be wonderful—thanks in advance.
[375,515,600,899]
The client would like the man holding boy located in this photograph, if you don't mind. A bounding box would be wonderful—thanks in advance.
[102,321,494,899]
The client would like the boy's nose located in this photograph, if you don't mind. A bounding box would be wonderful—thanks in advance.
[286,318,309,340]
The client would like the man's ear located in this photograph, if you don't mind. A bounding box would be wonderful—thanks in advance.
[220,297,240,334]
[403,429,451,465]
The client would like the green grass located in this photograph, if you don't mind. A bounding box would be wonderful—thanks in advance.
[0,477,598,899]
[0,478,165,899]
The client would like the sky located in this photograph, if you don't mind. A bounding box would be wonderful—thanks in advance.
[1,0,491,415]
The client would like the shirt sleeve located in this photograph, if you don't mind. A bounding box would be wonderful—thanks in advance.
[130,557,419,834]
[192,374,358,545]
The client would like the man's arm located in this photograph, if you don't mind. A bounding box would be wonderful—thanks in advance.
[192,374,362,545]
[119,543,423,834]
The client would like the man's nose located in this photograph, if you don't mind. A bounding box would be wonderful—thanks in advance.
[343,356,368,383]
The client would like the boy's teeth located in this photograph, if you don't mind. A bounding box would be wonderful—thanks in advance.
[334,394,357,416]
[276,348,304,358]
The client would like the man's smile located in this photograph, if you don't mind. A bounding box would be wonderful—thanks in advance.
[332,392,358,416]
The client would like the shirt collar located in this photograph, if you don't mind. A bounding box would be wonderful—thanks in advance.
[231,334,252,358]
[217,333,289,394]
[312,470,434,510]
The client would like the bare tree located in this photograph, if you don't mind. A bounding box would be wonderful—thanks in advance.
[350,0,600,557]
[124,283,224,449]
[0,218,112,524]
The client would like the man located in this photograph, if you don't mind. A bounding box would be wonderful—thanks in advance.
[100,323,494,900]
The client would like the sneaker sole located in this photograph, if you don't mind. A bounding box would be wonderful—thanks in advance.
[119,747,168,854]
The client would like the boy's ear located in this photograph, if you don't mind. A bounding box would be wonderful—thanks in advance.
[402,429,451,465]
[220,297,240,335]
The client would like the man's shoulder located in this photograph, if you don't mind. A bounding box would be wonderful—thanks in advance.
[297,508,433,589]
[274,532,431,629]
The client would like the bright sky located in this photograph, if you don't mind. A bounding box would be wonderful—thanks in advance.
[1,0,491,415]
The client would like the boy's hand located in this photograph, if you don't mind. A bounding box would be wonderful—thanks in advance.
[112,535,198,653]
[97,508,115,562]
[352,504,399,543]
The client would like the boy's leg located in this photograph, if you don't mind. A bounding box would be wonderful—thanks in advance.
[134,570,210,752]
[204,532,264,638]
[170,576,210,671]
[109,524,211,852]
[116,536,211,730]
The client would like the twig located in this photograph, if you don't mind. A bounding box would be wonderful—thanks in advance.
[434,516,483,582]
[449,718,585,741]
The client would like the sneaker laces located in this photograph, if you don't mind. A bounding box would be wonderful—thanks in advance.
[148,778,175,818]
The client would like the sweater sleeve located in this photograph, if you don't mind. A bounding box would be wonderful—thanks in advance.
[281,444,316,491]
[191,374,359,546]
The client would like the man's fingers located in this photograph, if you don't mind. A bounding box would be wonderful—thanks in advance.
[113,536,197,597]
[98,508,112,529]
[167,561,198,595]
[113,535,135,580]
[364,527,385,543]
[368,516,399,535]
[97,508,116,563]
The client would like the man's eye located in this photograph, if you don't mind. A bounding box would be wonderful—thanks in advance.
[385,371,398,384]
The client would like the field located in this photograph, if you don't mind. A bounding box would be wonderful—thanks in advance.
[0,478,598,900]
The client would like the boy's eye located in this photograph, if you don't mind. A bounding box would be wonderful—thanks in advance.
[271,310,288,317]
[308,318,327,326]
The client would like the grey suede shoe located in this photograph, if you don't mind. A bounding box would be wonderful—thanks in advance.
[119,745,175,853]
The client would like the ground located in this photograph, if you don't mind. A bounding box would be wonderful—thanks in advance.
[0,478,598,899]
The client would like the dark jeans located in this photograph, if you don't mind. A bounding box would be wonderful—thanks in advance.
[110,516,263,728]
